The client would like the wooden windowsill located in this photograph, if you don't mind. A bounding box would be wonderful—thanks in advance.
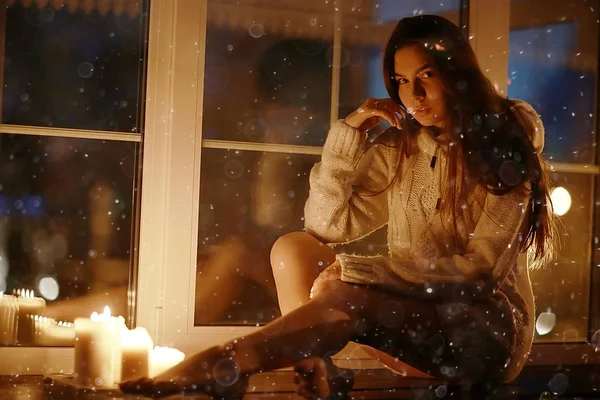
[3,365,600,399]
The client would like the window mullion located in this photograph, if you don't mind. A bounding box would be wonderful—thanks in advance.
[468,0,510,95]
[136,0,206,346]
[0,0,5,123]
[330,0,343,123]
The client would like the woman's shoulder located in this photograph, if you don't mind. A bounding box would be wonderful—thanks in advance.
[508,99,545,152]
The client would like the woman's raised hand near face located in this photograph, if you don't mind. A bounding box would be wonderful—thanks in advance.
[343,98,405,131]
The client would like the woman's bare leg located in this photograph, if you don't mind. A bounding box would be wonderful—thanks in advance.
[271,232,353,398]
[120,281,454,398]
[270,231,336,314]
[271,232,431,391]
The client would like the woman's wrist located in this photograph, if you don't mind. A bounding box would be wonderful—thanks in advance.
[343,113,364,130]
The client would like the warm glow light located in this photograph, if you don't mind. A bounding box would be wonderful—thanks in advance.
[149,346,186,378]
[121,327,153,348]
[37,275,60,301]
[535,308,556,336]
[15,289,37,299]
[90,306,113,321]
[550,186,572,216]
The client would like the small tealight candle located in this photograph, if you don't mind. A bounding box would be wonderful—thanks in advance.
[74,306,126,389]
[15,289,46,345]
[120,327,153,382]
[0,292,18,346]
[149,346,185,378]
[46,320,75,346]
[31,315,53,345]
[32,316,75,346]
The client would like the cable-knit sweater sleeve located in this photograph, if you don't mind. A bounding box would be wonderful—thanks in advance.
[304,120,393,244]
[337,100,545,301]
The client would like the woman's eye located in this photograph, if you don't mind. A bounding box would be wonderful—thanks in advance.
[421,71,432,78]
[397,78,407,84]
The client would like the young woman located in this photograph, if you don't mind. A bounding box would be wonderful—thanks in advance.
[121,14,556,399]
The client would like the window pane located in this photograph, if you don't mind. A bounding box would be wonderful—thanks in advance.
[509,0,599,343]
[195,149,318,325]
[201,0,335,146]
[0,133,137,346]
[2,1,146,132]
[530,172,592,343]
[509,1,598,164]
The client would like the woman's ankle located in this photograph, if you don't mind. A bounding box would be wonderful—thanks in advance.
[219,340,261,376]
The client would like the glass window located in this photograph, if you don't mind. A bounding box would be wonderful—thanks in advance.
[0,0,147,346]
[200,1,335,146]
[509,0,599,343]
[2,0,145,132]
[196,149,319,325]
[195,0,464,326]
[531,171,593,343]
[509,22,594,164]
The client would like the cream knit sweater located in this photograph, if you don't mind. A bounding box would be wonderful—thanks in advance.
[305,100,544,382]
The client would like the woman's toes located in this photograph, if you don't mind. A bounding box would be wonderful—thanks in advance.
[294,357,330,400]
[296,382,315,399]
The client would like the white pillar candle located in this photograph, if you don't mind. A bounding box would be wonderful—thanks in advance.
[120,327,153,382]
[149,346,185,378]
[0,292,18,346]
[16,289,46,345]
[74,306,125,389]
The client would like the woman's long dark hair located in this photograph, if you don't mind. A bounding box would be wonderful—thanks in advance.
[381,15,556,267]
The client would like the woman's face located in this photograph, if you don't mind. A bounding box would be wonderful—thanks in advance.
[393,45,448,130]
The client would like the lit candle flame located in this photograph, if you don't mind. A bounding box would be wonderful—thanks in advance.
[15,289,36,299]
[90,306,113,321]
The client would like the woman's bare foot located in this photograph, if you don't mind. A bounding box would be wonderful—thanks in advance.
[119,346,249,399]
[294,357,354,400]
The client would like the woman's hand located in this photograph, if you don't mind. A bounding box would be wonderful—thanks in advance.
[344,98,405,132]
[310,260,342,299]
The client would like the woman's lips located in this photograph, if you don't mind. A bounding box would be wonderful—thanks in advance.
[412,106,430,117]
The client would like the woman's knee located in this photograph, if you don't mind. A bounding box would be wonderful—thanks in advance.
[270,231,335,274]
